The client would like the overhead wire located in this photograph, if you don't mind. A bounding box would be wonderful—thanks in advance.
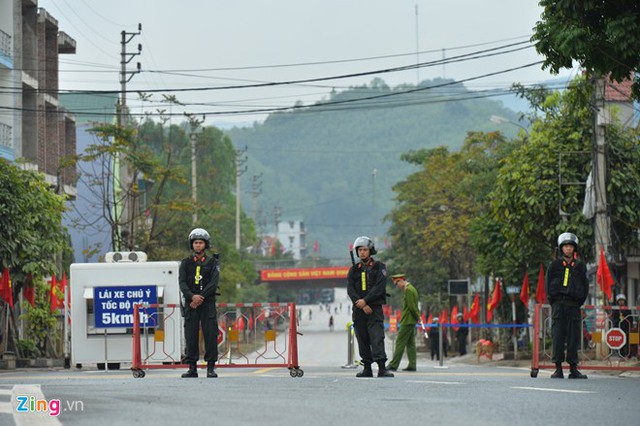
[0,40,535,96]
[1,32,573,125]
[0,68,555,120]
[147,38,532,74]
[1,39,544,123]
[0,45,546,118]
[81,41,538,95]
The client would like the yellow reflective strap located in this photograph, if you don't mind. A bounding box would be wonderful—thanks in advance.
[562,267,570,287]
[195,265,201,285]
[361,271,366,291]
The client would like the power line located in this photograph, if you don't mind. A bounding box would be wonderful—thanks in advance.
[0,69,557,120]
[0,40,534,96]
[145,39,532,74]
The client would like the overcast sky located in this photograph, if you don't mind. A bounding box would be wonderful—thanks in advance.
[39,0,578,127]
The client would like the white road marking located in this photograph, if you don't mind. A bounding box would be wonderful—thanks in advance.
[408,380,463,385]
[0,401,13,414]
[511,386,595,394]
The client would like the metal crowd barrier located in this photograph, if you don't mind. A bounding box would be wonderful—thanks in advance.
[131,302,303,378]
[530,303,640,378]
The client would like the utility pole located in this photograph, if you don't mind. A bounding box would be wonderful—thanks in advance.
[235,147,248,250]
[372,168,378,245]
[187,115,204,225]
[442,48,446,79]
[251,173,263,224]
[273,206,280,256]
[414,4,420,84]
[593,77,612,257]
[592,76,612,363]
[190,132,198,225]
[117,24,141,251]
[593,77,612,306]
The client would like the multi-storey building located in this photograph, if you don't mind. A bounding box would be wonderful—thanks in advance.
[273,219,307,261]
[0,0,76,198]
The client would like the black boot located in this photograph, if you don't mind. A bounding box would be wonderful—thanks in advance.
[550,363,563,379]
[356,363,373,378]
[377,361,394,378]
[181,364,198,378]
[206,363,217,378]
[568,365,587,379]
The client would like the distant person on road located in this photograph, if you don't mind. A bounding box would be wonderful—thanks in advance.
[429,317,441,361]
[179,228,220,378]
[386,274,419,372]
[546,232,589,379]
[329,315,335,331]
[347,236,394,378]
[455,313,469,356]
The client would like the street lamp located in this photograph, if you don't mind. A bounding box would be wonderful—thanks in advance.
[490,115,529,139]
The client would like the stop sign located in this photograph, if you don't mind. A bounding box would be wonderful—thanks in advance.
[217,326,226,345]
[605,327,627,350]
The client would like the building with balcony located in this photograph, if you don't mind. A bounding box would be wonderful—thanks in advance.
[0,0,77,198]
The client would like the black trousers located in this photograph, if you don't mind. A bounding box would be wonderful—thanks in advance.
[457,337,467,356]
[353,305,387,365]
[551,303,581,365]
[183,300,218,365]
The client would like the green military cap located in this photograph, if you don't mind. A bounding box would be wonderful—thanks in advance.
[391,273,406,280]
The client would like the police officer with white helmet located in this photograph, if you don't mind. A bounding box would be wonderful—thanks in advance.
[546,232,589,379]
[347,236,394,378]
[179,228,220,378]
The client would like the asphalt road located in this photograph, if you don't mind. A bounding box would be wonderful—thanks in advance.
[0,291,638,425]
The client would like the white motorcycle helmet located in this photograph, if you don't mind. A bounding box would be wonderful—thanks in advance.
[189,228,211,250]
[353,236,377,255]
[557,232,579,250]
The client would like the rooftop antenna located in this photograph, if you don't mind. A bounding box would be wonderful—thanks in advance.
[415,4,420,85]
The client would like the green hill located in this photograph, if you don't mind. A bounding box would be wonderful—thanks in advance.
[225,77,521,262]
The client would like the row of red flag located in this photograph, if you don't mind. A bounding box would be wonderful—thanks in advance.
[411,248,616,325]
[0,268,67,313]
[0,246,617,316]
[516,246,615,309]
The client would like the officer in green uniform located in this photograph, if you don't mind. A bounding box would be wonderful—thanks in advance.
[386,274,420,372]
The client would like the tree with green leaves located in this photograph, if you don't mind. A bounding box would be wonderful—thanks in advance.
[474,76,640,283]
[19,276,61,358]
[385,131,511,312]
[1,159,70,357]
[532,0,640,98]
[0,159,69,276]
[74,109,262,302]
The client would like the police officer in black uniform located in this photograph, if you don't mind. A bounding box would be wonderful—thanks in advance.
[546,232,588,379]
[179,228,220,378]
[347,236,393,378]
